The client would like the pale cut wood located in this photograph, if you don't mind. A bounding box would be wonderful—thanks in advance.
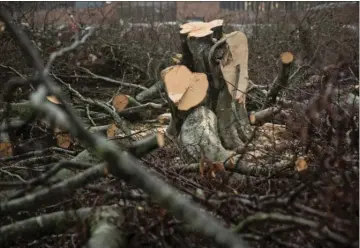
[162,66,209,111]
[280,52,294,64]
[179,22,209,35]
[112,94,129,112]
[188,29,213,38]
[156,132,165,147]
[106,123,120,138]
[179,21,206,30]
[177,73,209,111]
[161,65,193,103]
[180,20,223,38]
[219,31,249,104]
[208,19,224,29]
[47,95,61,105]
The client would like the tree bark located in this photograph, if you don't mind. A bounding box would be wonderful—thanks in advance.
[164,27,256,163]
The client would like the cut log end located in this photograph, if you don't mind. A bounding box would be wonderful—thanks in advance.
[188,29,213,38]
[156,131,165,148]
[47,96,61,105]
[0,21,5,32]
[54,128,72,149]
[249,112,256,124]
[161,65,192,104]
[180,22,208,36]
[280,52,294,64]
[0,142,13,157]
[179,21,206,30]
[178,73,209,111]
[106,123,118,138]
[112,94,129,111]
[208,19,224,29]
[162,65,209,111]
[179,19,224,38]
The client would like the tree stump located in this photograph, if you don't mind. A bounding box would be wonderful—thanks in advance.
[161,20,256,167]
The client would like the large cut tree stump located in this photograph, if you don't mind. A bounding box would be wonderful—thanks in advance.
[160,20,258,167]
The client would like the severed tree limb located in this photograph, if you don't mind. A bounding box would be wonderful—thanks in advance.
[127,131,166,157]
[0,205,124,247]
[70,120,173,167]
[264,52,294,108]
[250,106,282,125]
[135,81,164,102]
[118,102,164,115]
[110,93,164,121]
[229,160,293,177]
[0,10,247,248]
[0,163,106,216]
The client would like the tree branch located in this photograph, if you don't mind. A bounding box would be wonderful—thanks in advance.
[0,204,123,247]
[0,9,248,248]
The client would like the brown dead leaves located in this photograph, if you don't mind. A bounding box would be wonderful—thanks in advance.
[199,156,226,179]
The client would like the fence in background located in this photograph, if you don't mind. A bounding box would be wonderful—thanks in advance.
[1,1,356,27]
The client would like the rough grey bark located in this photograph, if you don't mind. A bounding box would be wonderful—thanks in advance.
[165,27,255,164]
[0,205,124,247]
[86,206,124,248]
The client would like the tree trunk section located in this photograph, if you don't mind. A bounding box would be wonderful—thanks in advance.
[163,24,255,163]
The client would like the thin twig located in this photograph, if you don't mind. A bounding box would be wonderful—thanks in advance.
[80,66,148,91]
[0,168,27,183]
[44,27,95,73]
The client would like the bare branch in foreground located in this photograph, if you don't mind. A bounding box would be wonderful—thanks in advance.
[80,66,148,91]
[0,9,248,248]
[233,212,354,247]
[0,204,124,247]
[0,164,105,215]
